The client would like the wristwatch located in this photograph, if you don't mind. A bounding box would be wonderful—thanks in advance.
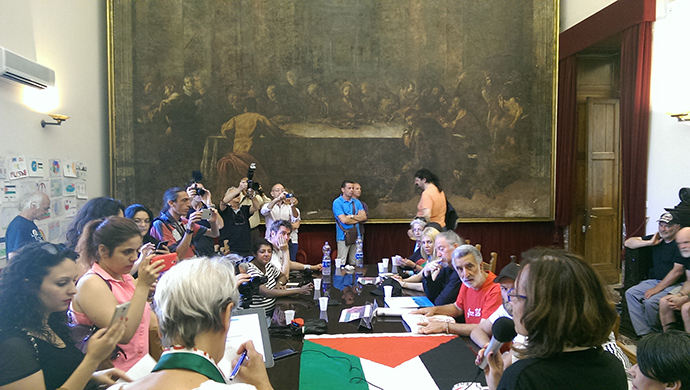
[186,228,194,234]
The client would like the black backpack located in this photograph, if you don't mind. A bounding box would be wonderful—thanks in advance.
[445,198,458,231]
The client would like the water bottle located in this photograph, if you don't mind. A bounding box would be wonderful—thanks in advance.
[322,241,331,276]
[355,236,364,268]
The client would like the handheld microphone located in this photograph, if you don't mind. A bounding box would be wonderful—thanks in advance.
[477,317,517,369]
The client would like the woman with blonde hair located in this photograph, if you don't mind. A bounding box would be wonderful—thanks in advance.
[393,227,440,292]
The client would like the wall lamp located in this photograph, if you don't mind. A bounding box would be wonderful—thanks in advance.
[670,112,690,122]
[41,114,69,128]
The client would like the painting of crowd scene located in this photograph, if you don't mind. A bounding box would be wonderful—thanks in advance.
[109,0,556,221]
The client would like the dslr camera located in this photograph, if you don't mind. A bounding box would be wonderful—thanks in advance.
[238,275,269,308]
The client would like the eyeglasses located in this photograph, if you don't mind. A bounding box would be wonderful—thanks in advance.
[507,291,528,303]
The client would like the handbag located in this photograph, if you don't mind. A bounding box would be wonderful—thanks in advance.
[336,201,359,246]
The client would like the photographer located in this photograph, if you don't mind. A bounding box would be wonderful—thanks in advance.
[218,179,263,256]
[262,183,301,261]
[239,239,313,316]
[185,181,223,257]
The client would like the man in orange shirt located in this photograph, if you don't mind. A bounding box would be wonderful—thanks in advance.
[414,168,447,230]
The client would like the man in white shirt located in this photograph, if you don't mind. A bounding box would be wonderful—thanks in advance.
[261,183,300,260]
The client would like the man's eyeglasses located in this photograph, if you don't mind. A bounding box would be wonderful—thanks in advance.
[507,292,527,303]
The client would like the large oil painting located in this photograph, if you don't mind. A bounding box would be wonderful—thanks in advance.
[108,0,557,221]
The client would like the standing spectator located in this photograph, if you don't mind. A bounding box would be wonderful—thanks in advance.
[261,183,300,260]
[124,204,161,247]
[625,212,685,336]
[64,197,125,250]
[332,180,367,266]
[5,191,49,259]
[185,182,223,257]
[352,182,368,238]
[218,181,263,257]
[238,178,269,244]
[150,187,219,260]
[414,168,447,231]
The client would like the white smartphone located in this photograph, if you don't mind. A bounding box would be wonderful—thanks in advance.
[200,208,213,220]
[109,301,131,327]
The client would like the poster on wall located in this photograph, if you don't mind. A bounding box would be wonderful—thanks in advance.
[63,198,76,217]
[49,159,61,178]
[28,157,45,178]
[3,181,17,203]
[50,178,62,197]
[7,156,29,181]
[63,160,77,178]
[76,162,87,180]
[76,180,87,199]
[34,180,49,194]
[63,179,77,197]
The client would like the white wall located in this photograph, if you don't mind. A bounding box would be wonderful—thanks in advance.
[560,0,617,32]
[646,0,690,232]
[0,0,108,197]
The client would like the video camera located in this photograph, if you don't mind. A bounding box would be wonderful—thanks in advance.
[238,275,268,309]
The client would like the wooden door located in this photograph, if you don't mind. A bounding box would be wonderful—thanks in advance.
[583,98,621,283]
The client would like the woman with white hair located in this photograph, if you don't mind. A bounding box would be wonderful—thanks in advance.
[114,256,273,390]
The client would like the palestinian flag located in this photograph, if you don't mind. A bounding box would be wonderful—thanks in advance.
[299,333,486,389]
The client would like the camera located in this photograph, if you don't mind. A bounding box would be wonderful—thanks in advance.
[245,163,263,194]
[238,275,269,308]
[194,186,207,197]
[285,193,294,199]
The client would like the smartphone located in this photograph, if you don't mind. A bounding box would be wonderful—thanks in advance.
[155,240,169,251]
[109,301,131,327]
[200,208,213,220]
[151,253,178,272]
[272,348,298,360]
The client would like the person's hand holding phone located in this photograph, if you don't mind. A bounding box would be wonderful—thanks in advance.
[139,255,164,287]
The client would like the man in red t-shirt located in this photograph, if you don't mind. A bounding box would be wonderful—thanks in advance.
[413,244,501,336]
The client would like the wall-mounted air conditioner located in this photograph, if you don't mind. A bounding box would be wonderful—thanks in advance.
[0,46,55,89]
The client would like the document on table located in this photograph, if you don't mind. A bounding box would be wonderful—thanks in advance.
[401,314,456,333]
[339,304,373,322]
[384,296,433,309]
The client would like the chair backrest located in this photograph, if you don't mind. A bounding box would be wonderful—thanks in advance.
[483,252,497,274]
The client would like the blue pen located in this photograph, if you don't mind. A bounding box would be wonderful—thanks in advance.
[228,350,248,380]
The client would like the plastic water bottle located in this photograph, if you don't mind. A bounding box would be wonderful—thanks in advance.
[355,236,364,268]
[322,241,331,276]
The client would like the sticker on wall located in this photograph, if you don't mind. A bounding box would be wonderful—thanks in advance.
[48,220,61,241]
[75,180,87,199]
[63,179,76,197]
[28,157,45,178]
[50,179,62,197]
[51,197,64,217]
[76,162,87,180]
[49,159,61,178]
[63,160,77,178]
[3,181,17,203]
[0,157,7,180]
[63,198,76,217]
[7,156,29,180]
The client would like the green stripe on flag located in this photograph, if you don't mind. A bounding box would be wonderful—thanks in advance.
[299,340,369,390]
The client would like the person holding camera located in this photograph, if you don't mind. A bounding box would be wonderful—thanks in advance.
[261,183,301,259]
[218,180,263,257]
[185,182,223,257]
[151,187,219,260]
[239,239,313,316]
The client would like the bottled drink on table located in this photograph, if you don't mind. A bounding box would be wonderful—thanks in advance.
[355,236,364,268]
[322,241,331,276]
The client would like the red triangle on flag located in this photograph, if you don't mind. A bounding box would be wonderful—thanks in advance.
[310,334,457,367]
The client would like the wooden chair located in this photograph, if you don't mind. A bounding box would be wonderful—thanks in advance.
[483,252,497,274]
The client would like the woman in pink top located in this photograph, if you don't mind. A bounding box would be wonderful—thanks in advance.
[70,216,164,371]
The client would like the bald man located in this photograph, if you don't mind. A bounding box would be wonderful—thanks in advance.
[6,192,50,259]
[659,227,690,332]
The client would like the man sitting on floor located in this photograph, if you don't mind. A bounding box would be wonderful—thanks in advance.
[413,244,502,336]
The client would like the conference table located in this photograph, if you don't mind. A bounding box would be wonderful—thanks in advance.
[263,264,487,390]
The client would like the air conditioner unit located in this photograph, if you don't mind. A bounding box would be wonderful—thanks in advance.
[0,46,55,89]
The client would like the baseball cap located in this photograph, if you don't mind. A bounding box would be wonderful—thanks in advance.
[657,212,678,225]
[496,260,520,283]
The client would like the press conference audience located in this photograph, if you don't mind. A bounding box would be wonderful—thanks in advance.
[482,249,627,390]
[239,240,313,316]
[70,216,163,371]
[64,197,125,250]
[629,331,690,390]
[5,191,50,259]
[113,256,274,390]
[393,226,440,292]
[413,244,501,336]
[219,180,263,257]
[124,203,159,246]
[399,218,427,272]
[0,243,130,390]
[186,182,223,257]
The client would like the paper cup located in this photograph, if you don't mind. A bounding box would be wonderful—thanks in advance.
[383,285,393,298]
[319,296,329,311]
[285,309,295,324]
[382,258,390,267]
[378,262,387,274]
[334,258,343,268]
[313,278,322,289]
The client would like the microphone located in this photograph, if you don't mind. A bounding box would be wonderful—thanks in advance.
[477,317,517,369]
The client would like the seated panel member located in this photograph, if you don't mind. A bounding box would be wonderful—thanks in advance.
[267,220,321,281]
[413,244,502,336]
[420,231,463,306]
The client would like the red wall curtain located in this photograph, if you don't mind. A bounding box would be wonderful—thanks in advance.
[620,22,653,237]
[555,56,578,228]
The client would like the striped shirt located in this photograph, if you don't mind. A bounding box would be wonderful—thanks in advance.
[245,262,280,315]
